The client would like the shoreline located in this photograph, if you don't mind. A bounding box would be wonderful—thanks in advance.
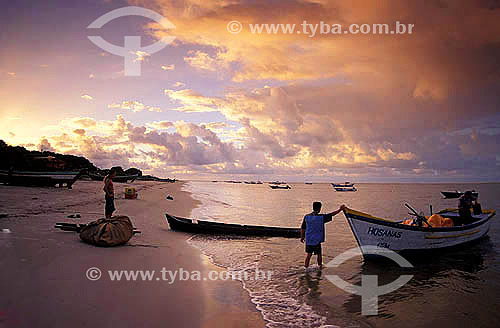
[0,181,265,328]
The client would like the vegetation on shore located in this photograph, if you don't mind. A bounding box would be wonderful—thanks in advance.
[0,140,142,176]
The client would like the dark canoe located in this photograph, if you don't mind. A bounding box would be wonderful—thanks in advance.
[165,213,300,238]
[0,169,84,189]
[441,191,478,199]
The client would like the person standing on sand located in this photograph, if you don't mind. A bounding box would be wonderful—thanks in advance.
[103,169,116,218]
[300,202,345,268]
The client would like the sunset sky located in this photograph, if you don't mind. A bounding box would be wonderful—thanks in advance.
[1,0,499,181]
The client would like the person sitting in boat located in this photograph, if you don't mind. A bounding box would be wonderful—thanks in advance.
[300,202,346,268]
[103,169,117,218]
[457,191,480,225]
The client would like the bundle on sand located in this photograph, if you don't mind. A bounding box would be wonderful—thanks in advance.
[79,216,133,247]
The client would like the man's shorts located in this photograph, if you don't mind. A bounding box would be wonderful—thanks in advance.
[105,195,116,216]
[305,243,322,255]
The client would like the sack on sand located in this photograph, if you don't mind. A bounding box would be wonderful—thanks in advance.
[79,216,133,247]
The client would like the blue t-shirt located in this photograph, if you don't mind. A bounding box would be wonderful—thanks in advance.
[301,212,333,246]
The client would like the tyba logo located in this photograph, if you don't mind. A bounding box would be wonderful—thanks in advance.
[325,246,413,315]
[88,6,175,76]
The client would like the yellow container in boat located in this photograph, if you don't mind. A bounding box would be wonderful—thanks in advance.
[124,187,137,199]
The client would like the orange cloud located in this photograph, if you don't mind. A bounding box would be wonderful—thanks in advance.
[81,94,93,101]
[161,64,175,70]
[108,101,162,113]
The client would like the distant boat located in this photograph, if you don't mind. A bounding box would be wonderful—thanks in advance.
[334,186,357,192]
[0,169,85,189]
[332,182,354,187]
[305,182,313,185]
[441,190,478,199]
[88,172,138,183]
[269,184,291,189]
[165,213,300,238]
[343,207,495,257]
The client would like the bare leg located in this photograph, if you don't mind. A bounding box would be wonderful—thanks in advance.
[317,252,323,268]
[304,253,312,268]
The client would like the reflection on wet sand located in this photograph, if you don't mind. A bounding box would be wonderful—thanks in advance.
[299,270,323,299]
[342,237,495,325]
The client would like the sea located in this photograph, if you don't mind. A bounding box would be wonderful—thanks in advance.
[183,182,500,328]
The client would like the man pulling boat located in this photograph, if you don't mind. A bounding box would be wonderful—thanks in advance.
[300,202,346,268]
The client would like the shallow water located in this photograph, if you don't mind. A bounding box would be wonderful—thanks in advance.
[184,182,500,328]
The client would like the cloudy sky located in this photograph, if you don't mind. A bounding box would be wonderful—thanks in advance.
[1,0,499,181]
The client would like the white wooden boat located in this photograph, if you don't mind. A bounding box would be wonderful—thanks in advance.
[343,207,495,256]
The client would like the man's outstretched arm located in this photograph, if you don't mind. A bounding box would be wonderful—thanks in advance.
[328,204,346,216]
[324,205,346,222]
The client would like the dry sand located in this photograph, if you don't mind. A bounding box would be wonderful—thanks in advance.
[0,181,265,328]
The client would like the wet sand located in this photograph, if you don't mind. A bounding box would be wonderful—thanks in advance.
[0,181,265,328]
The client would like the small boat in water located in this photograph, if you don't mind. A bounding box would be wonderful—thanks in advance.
[269,184,291,189]
[334,186,357,192]
[441,190,478,199]
[343,207,495,257]
[332,182,354,187]
[89,172,138,183]
[332,182,357,191]
[0,169,84,188]
[165,213,300,237]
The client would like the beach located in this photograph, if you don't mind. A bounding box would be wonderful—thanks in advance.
[2,180,499,328]
[0,181,265,328]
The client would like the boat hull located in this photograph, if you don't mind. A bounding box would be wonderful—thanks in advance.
[165,213,300,238]
[0,170,83,188]
[269,185,291,189]
[332,183,354,187]
[344,208,495,254]
[334,187,357,192]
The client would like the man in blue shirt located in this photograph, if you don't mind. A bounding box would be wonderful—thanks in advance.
[300,202,345,268]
